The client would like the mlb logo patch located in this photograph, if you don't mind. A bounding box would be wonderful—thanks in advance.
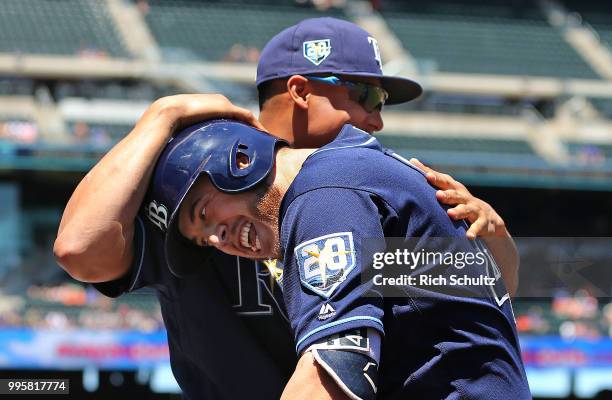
[303,39,332,66]
[295,232,355,298]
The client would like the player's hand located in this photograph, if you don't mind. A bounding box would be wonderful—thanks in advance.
[409,158,508,240]
[147,93,265,133]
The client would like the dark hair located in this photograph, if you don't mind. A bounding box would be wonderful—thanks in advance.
[257,78,288,110]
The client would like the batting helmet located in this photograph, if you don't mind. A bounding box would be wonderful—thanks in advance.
[143,119,287,277]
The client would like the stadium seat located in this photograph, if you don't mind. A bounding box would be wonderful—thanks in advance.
[0,0,130,58]
[383,5,599,79]
[378,135,535,154]
[377,134,549,170]
[143,1,346,61]
[562,0,612,47]
[391,94,526,116]
[589,98,612,119]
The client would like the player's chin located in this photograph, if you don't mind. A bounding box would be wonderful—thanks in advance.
[227,244,272,260]
[231,251,272,261]
[244,246,275,260]
[241,243,278,261]
[261,234,282,259]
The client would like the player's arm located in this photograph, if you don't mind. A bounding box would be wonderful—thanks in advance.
[410,158,519,296]
[54,94,262,282]
[283,329,381,400]
[280,188,386,400]
[281,352,351,400]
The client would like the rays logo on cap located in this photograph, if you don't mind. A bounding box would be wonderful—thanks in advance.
[295,232,355,298]
[367,36,382,71]
[303,39,332,66]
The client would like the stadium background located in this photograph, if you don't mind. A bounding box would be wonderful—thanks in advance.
[0,0,611,398]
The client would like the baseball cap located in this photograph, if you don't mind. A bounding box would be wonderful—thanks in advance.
[256,17,422,105]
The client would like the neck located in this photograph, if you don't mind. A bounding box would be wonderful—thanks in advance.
[259,100,307,146]
[271,147,315,195]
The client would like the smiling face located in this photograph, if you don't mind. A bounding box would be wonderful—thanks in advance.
[177,175,284,260]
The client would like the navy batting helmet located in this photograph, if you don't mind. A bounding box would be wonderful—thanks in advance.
[143,119,287,277]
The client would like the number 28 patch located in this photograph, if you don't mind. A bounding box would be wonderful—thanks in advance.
[295,232,356,298]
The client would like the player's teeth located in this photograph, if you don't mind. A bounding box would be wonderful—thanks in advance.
[240,222,251,248]
[255,236,261,251]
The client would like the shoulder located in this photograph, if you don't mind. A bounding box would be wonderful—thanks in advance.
[281,187,389,231]
[280,187,389,255]
[293,146,431,212]
[297,129,427,193]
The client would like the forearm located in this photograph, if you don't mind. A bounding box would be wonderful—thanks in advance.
[482,228,519,297]
[54,99,177,281]
[281,352,350,400]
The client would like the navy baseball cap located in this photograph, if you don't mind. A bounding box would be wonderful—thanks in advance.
[256,17,422,105]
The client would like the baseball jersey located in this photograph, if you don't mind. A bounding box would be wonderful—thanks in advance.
[94,217,296,399]
[277,124,531,399]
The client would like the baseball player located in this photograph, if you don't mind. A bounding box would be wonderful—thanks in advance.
[146,119,531,399]
[54,18,518,399]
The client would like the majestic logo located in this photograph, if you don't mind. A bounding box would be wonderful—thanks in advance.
[318,303,336,321]
[367,36,382,71]
[295,232,355,298]
[303,39,332,66]
[147,201,168,232]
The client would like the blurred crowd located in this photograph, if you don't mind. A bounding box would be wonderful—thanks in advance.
[1,281,610,339]
[0,283,164,332]
[574,144,606,167]
[77,43,110,59]
[516,289,612,339]
[294,0,346,11]
[0,120,38,144]
[71,121,114,148]
[223,43,260,63]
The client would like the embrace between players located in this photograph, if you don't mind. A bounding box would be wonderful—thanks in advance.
[55,18,530,400]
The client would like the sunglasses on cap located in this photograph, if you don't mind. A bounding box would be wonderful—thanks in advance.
[306,75,389,113]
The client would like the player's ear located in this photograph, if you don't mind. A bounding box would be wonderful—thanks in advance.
[287,75,310,110]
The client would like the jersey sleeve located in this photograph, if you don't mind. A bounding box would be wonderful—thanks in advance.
[280,187,392,355]
[93,214,168,297]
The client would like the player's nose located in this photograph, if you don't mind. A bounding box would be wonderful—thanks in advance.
[206,224,228,248]
[367,109,384,132]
